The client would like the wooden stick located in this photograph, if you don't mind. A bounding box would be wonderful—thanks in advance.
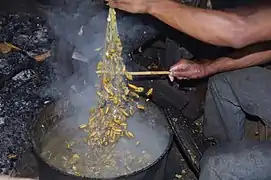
[127,71,170,75]
[96,70,170,76]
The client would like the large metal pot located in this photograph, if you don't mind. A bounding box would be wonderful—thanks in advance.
[32,88,173,180]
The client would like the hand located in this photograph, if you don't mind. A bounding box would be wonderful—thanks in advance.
[106,0,153,13]
[169,59,209,81]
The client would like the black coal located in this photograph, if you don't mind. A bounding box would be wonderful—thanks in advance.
[0,13,56,174]
[0,13,55,56]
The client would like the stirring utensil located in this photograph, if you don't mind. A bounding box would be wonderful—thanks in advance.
[96,70,171,76]
[127,71,170,76]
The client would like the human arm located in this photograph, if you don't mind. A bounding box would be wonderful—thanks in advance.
[206,49,271,75]
[108,0,271,48]
[148,1,271,48]
[169,42,271,80]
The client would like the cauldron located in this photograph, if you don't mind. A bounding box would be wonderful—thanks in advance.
[32,85,173,180]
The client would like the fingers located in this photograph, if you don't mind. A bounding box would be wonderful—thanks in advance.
[169,59,192,81]
[106,0,130,6]
[107,0,132,12]
[168,74,174,82]
[169,60,189,72]
[169,60,190,81]
[170,69,189,78]
[171,71,189,77]
[177,77,188,80]
[168,75,188,82]
[168,72,188,82]
[106,0,129,3]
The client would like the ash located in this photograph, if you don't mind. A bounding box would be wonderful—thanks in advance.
[0,13,54,56]
[0,13,57,174]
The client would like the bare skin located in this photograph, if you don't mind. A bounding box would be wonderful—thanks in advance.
[107,0,271,80]
[169,48,271,81]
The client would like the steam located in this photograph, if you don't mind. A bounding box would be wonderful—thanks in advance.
[42,84,171,177]
[46,0,107,62]
[40,1,171,178]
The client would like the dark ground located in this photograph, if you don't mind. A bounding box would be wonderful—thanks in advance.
[1,0,266,179]
[0,0,197,179]
[0,3,57,176]
[0,0,266,179]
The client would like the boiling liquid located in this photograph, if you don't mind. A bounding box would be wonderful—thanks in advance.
[40,86,170,178]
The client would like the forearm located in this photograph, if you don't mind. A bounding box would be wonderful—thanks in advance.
[147,1,271,48]
[147,1,246,47]
[206,50,271,75]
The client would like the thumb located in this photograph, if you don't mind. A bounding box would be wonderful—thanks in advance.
[169,64,179,71]
[168,72,174,82]
[170,60,188,71]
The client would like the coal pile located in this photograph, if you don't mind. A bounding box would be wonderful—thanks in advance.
[0,13,57,174]
[0,13,55,56]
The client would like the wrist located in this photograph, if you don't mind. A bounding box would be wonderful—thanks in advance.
[146,0,173,15]
[203,57,233,76]
[202,61,217,77]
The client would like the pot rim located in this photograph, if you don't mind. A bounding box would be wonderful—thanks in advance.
[32,102,173,179]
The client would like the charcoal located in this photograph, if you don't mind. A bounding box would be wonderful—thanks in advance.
[0,52,37,85]
[0,62,57,174]
[0,12,57,174]
[0,113,35,174]
[0,13,54,56]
